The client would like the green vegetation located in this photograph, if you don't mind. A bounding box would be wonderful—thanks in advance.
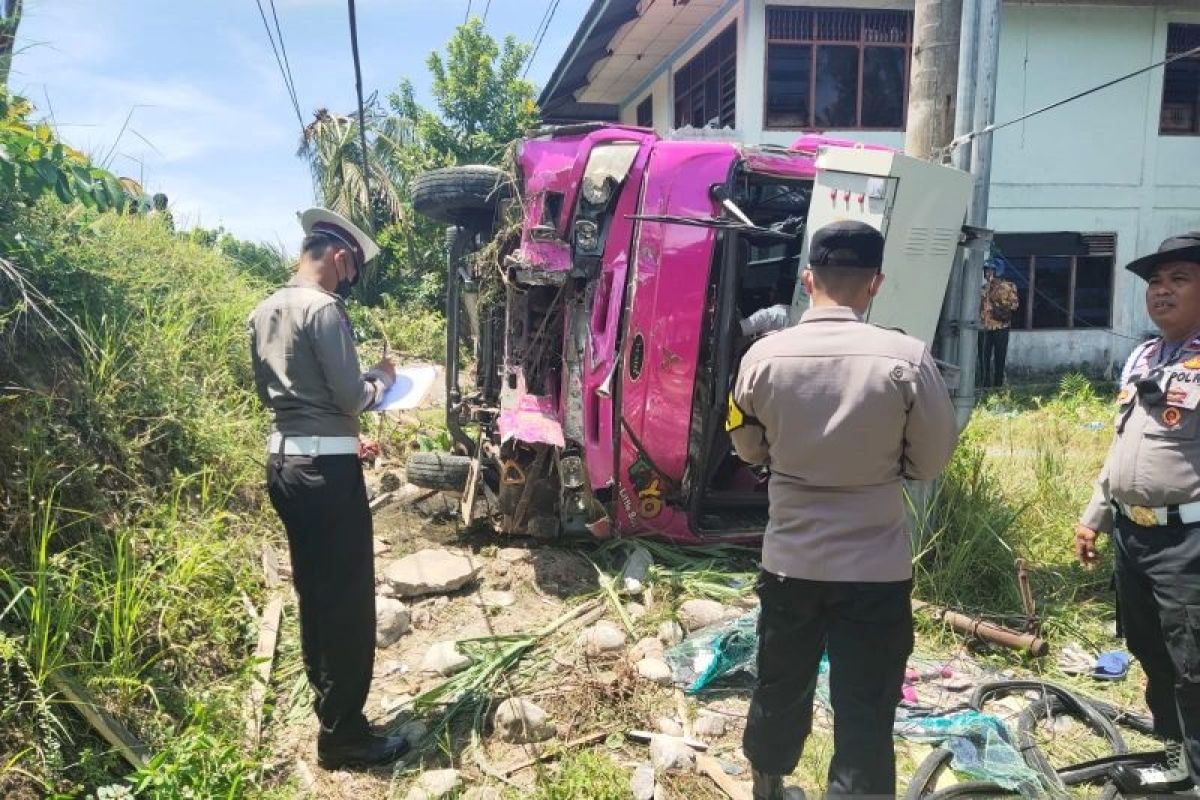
[515,750,629,800]
[303,18,538,309]
[919,376,1117,648]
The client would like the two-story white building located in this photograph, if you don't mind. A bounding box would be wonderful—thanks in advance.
[538,0,1200,376]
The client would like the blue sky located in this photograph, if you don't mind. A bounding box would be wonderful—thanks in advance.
[12,0,589,248]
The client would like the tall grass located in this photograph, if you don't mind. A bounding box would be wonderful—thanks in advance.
[0,199,286,795]
[918,375,1118,651]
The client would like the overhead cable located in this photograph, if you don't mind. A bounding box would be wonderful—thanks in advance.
[253,0,305,133]
[951,44,1200,152]
[524,0,563,78]
[268,0,304,121]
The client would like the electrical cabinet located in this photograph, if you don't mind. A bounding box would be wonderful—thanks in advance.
[796,146,974,345]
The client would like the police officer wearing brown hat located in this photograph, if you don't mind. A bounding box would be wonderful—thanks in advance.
[248,208,406,770]
[1076,232,1200,792]
[730,220,959,799]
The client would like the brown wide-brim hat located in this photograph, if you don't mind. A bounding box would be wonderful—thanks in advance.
[1126,232,1200,280]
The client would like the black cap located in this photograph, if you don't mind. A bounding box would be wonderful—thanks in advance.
[808,221,884,270]
[1125,232,1200,280]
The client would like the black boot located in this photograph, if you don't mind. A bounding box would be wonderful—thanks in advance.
[753,768,785,800]
[317,732,410,770]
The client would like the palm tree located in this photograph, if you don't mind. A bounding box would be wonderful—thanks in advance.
[299,106,412,302]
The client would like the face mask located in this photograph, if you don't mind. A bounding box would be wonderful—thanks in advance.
[332,250,360,299]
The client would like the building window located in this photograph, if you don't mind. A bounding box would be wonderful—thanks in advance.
[992,233,1116,331]
[765,7,911,130]
[673,23,737,129]
[636,95,654,128]
[1161,23,1200,135]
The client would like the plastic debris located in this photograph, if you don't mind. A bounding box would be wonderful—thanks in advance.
[664,610,759,694]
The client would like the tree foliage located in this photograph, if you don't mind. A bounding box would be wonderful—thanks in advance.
[0,91,128,224]
[300,19,539,308]
[390,18,540,166]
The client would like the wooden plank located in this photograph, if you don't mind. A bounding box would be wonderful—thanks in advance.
[245,593,284,744]
[697,753,753,800]
[261,545,283,589]
[48,670,150,769]
[369,491,396,513]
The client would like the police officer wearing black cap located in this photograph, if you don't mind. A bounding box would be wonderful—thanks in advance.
[730,221,958,799]
[248,208,407,770]
[1076,232,1200,792]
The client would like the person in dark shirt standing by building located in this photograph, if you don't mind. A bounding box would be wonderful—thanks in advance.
[978,261,1020,389]
[730,221,959,799]
[248,208,406,770]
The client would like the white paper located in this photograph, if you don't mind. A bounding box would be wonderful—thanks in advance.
[375,364,437,412]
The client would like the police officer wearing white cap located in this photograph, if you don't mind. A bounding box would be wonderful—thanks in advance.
[248,208,404,769]
[1076,232,1200,792]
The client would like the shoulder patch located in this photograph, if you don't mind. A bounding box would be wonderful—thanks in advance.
[725,393,761,433]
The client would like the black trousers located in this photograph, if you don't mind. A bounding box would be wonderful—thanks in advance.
[977,328,1011,388]
[1113,515,1200,781]
[267,453,376,744]
[743,571,913,798]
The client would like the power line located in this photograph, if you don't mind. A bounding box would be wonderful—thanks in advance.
[268,0,304,122]
[482,0,492,23]
[464,0,473,24]
[347,0,373,228]
[951,44,1200,152]
[526,0,555,68]
[253,0,305,133]
[524,0,562,78]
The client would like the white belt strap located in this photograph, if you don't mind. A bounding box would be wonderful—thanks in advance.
[267,433,359,456]
[1117,500,1200,527]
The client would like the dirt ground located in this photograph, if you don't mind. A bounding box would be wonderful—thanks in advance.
[262,463,759,800]
[259,462,1162,800]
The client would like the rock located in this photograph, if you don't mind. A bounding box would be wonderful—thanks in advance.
[578,622,627,657]
[480,590,515,608]
[376,597,411,648]
[385,549,480,597]
[649,734,696,773]
[656,717,684,736]
[421,641,472,676]
[632,636,665,662]
[404,768,461,800]
[627,602,647,621]
[374,537,391,555]
[497,547,532,564]
[653,786,669,800]
[657,620,684,646]
[636,657,673,685]
[631,762,656,800]
[678,599,729,632]
[492,697,556,743]
[622,544,654,594]
[693,712,728,738]
[379,471,403,493]
[396,718,429,745]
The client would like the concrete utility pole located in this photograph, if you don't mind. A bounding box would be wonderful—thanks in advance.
[905,0,964,160]
[949,0,1003,427]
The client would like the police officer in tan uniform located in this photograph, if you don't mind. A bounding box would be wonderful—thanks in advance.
[248,208,405,770]
[730,221,958,800]
[1076,232,1200,792]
